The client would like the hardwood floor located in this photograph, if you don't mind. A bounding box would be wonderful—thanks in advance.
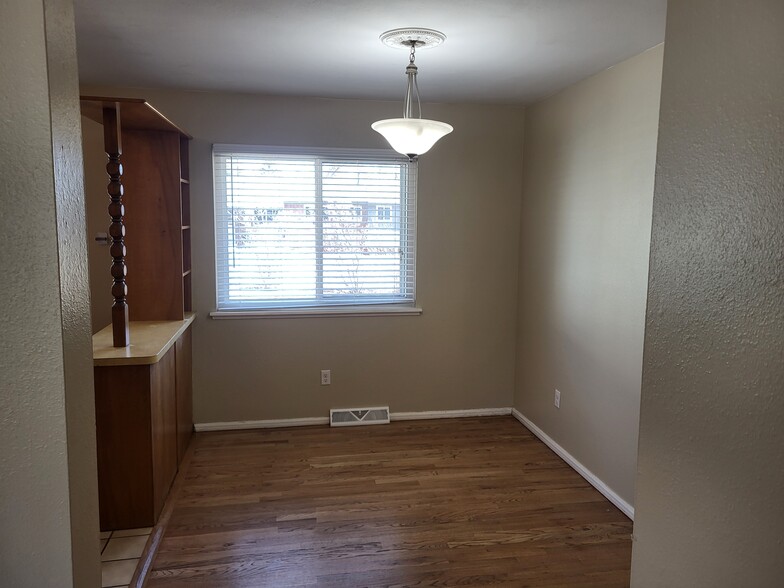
[147,417,632,587]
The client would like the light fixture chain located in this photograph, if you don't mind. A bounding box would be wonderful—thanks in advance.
[403,41,421,119]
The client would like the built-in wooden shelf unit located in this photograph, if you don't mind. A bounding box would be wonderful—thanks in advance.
[82,96,195,531]
[81,96,193,345]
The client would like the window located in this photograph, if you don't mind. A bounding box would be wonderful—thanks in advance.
[377,206,392,221]
[213,145,417,312]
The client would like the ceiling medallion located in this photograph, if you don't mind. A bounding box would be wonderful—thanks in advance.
[379,28,447,50]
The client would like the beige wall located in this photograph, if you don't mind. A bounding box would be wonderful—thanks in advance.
[514,46,664,508]
[631,1,784,585]
[0,0,100,585]
[81,87,525,423]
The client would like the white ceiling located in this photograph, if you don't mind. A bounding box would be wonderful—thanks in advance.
[74,0,666,104]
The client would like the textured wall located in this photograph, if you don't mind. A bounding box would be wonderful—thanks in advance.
[0,0,99,586]
[631,1,784,585]
[82,118,113,332]
[81,87,525,423]
[514,47,663,508]
[44,0,102,584]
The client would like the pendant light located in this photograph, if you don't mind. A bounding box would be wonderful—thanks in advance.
[372,28,453,160]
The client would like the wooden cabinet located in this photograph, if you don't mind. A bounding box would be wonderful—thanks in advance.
[175,327,193,463]
[83,97,195,531]
[93,318,194,530]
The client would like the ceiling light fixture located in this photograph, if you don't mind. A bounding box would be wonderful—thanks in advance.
[372,28,453,161]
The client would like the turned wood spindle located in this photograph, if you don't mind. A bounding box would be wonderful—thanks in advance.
[103,105,130,347]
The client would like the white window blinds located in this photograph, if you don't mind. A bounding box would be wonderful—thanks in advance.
[213,145,417,311]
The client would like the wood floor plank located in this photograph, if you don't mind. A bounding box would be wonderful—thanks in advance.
[147,417,632,587]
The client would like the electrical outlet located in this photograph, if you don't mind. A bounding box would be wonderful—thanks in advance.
[321,369,331,385]
[554,389,561,408]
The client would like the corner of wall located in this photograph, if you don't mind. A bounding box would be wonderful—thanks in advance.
[512,46,664,510]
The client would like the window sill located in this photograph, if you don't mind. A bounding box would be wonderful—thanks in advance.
[210,306,423,319]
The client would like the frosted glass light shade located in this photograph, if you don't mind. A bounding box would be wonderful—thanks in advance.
[371,118,453,157]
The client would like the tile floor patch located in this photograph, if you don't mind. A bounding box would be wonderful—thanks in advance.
[101,534,148,562]
[101,558,138,587]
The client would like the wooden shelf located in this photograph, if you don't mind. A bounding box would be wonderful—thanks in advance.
[183,273,192,313]
[179,137,190,312]
[181,181,190,228]
[179,136,190,180]
[81,95,193,325]
[182,227,191,275]
[80,96,192,138]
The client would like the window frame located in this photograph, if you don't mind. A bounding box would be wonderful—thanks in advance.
[211,144,420,317]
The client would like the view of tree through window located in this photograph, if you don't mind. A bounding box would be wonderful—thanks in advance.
[214,148,416,310]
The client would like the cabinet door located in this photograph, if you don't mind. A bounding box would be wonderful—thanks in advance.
[94,364,154,530]
[175,327,193,463]
[150,347,178,519]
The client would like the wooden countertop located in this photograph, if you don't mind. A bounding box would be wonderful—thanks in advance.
[93,313,196,366]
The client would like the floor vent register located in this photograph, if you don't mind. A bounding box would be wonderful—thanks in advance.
[329,406,390,427]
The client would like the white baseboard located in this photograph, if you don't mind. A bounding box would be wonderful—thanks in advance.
[195,416,329,432]
[195,407,512,432]
[391,407,512,421]
[511,408,634,520]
